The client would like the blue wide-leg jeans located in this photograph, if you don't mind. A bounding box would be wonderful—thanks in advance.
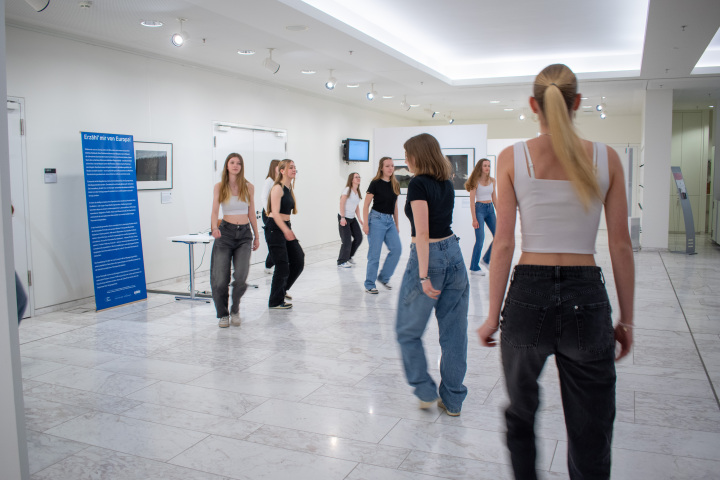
[469,202,496,271]
[395,236,469,413]
[364,210,401,290]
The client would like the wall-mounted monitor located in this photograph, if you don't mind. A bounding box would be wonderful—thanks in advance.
[342,138,370,162]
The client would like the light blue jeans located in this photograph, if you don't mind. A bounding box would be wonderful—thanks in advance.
[364,210,401,290]
[395,236,469,412]
[470,202,496,271]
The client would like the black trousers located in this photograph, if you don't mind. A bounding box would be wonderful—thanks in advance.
[501,265,616,480]
[265,218,305,307]
[261,210,274,269]
[337,215,363,265]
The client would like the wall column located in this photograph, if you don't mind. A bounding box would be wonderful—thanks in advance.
[640,88,673,249]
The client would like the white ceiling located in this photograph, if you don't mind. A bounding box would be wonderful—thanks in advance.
[5,0,720,122]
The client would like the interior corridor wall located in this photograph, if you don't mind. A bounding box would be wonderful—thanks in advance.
[5,26,416,310]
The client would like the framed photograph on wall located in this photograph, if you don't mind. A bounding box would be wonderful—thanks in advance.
[134,141,173,190]
[442,147,475,196]
[393,159,413,195]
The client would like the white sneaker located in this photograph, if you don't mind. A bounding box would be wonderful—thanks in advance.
[348,258,356,265]
[230,312,241,326]
[218,316,230,328]
[338,262,352,268]
[470,270,485,276]
[480,259,490,270]
[264,267,273,274]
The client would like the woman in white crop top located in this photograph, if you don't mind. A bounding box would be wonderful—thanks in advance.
[464,158,497,275]
[336,172,364,267]
[477,64,635,479]
[210,153,260,328]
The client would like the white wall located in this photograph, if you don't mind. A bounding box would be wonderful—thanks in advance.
[5,26,416,310]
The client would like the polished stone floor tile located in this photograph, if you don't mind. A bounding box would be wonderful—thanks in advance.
[241,398,400,443]
[399,450,517,480]
[246,424,411,468]
[44,411,208,461]
[345,462,448,480]
[24,383,141,415]
[188,370,323,402]
[634,391,720,432]
[20,343,124,368]
[20,356,67,379]
[26,431,88,474]
[33,365,158,397]
[32,446,231,480]
[95,356,212,384]
[245,352,380,386]
[169,435,357,480]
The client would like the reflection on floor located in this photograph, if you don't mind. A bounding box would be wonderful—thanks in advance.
[19,233,720,479]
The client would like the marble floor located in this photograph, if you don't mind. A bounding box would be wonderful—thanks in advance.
[18,233,720,479]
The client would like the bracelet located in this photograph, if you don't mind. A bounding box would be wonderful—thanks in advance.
[420,276,430,282]
[618,322,634,332]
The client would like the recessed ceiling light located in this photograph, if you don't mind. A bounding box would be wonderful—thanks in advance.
[410,104,420,107]
[346,83,359,88]
[489,100,500,104]
[237,50,255,55]
[285,25,308,32]
[141,20,163,27]
[301,69,316,74]
[710,105,715,108]
[382,95,394,99]
[581,97,588,100]
[583,105,593,108]
[504,108,514,111]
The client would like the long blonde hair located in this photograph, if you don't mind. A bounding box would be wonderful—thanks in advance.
[372,156,400,195]
[266,159,280,180]
[404,133,451,181]
[465,158,490,191]
[344,172,362,199]
[534,64,601,207]
[267,159,297,214]
[218,153,250,204]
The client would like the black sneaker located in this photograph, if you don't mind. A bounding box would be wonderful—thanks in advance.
[270,302,293,309]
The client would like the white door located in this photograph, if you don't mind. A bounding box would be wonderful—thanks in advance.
[213,124,286,264]
[7,99,33,318]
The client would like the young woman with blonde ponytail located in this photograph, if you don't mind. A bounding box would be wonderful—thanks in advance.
[477,64,634,479]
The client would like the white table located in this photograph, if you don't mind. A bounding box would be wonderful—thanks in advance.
[168,234,214,302]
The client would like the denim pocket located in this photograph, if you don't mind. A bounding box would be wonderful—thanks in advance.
[573,301,614,353]
[500,298,548,348]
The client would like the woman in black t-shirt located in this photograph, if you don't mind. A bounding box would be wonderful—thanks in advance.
[361,156,402,293]
[396,133,469,417]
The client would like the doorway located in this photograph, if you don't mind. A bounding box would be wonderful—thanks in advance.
[212,123,287,265]
[7,98,33,318]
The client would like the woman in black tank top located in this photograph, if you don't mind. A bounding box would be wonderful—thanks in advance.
[265,159,304,309]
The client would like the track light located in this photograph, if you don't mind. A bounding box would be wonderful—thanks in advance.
[23,0,50,12]
[263,48,280,74]
[366,83,377,101]
[595,104,604,112]
[171,19,188,47]
[519,113,526,121]
[400,95,411,111]
[600,112,607,119]
[432,111,440,118]
[448,112,455,124]
[325,70,336,90]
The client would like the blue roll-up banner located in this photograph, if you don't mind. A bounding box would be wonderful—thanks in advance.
[81,132,147,311]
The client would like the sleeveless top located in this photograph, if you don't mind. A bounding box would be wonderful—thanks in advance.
[278,185,294,215]
[513,141,610,254]
[221,195,249,215]
[475,181,493,202]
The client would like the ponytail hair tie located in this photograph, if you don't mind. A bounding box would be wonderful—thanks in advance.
[549,82,557,86]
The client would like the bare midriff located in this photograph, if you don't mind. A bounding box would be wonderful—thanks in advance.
[222,214,250,225]
[519,252,596,266]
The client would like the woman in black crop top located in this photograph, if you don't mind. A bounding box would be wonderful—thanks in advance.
[265,159,304,309]
[478,64,634,479]
[395,133,469,417]
[361,157,402,293]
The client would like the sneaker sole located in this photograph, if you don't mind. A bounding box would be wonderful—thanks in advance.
[438,400,461,416]
[365,289,378,294]
[270,304,292,309]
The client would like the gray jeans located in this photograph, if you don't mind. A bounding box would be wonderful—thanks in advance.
[210,221,253,318]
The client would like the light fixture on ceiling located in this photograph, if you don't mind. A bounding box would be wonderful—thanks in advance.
[366,83,377,101]
[596,97,606,111]
[710,105,715,108]
[325,70,337,90]
[237,50,255,55]
[285,25,308,32]
[301,69,316,75]
[171,19,188,47]
[263,48,280,74]
[489,100,500,104]
[519,113,526,121]
[346,83,359,88]
[448,112,455,124]
[400,95,411,111]
[23,0,50,11]
[600,113,607,119]
[141,20,163,27]
[504,108,514,112]
[382,95,394,99]
[78,1,91,7]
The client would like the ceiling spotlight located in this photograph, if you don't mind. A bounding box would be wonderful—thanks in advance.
[263,48,280,74]
[519,114,526,121]
[171,19,188,47]
[325,70,336,90]
[432,111,440,118]
[600,112,607,119]
[237,50,255,55]
[400,95,411,111]
[301,69,316,75]
[23,0,50,11]
[596,104,604,111]
[489,100,500,104]
[448,118,455,125]
[141,20,163,27]
[366,83,377,101]
[504,108,514,112]
[382,95,394,99]
[346,83,359,88]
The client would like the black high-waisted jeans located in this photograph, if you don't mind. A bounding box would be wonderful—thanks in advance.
[501,265,616,480]
[265,217,304,307]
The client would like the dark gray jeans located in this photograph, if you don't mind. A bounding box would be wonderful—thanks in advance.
[501,265,616,480]
[210,221,253,318]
